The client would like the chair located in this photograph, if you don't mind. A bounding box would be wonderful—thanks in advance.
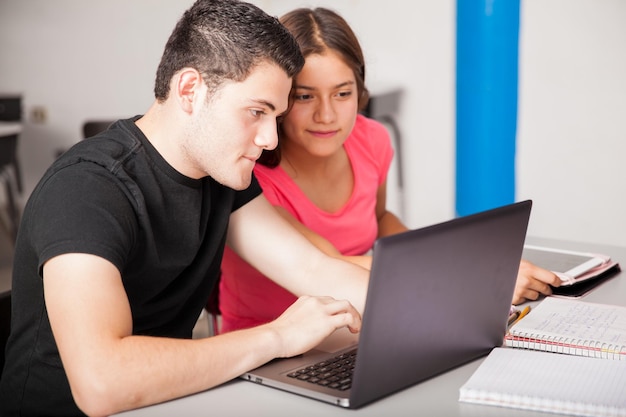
[0,131,23,242]
[361,89,405,220]
[205,277,221,336]
[55,119,116,159]
[0,290,10,376]
[83,120,115,139]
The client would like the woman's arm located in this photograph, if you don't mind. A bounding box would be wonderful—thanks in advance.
[375,180,408,238]
[512,259,561,304]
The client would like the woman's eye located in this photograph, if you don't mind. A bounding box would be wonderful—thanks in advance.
[250,109,265,117]
[337,90,353,98]
[294,94,312,101]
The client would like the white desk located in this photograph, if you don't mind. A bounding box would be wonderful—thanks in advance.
[114,237,625,417]
[0,122,22,137]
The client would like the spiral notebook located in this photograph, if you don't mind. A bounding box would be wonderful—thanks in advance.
[504,297,626,360]
[459,347,626,416]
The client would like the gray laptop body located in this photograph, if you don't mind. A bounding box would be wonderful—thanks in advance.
[241,200,532,409]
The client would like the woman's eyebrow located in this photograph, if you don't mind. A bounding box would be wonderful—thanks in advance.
[294,80,355,90]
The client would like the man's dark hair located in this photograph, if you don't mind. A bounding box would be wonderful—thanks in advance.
[154,0,304,101]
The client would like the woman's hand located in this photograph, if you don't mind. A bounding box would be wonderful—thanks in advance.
[512,260,562,305]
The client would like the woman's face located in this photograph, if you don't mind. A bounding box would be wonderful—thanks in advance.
[280,50,359,159]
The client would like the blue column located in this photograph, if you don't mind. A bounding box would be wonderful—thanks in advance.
[456,0,520,216]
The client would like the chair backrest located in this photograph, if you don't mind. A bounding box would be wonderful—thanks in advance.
[82,120,115,139]
[0,291,10,376]
[205,276,221,336]
[0,131,22,241]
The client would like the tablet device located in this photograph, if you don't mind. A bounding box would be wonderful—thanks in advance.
[550,263,621,297]
[522,245,610,283]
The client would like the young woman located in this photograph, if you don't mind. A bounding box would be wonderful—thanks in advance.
[218,7,559,333]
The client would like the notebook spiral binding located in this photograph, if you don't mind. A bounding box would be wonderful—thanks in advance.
[506,331,626,360]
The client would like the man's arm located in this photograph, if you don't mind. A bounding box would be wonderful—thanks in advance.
[44,253,360,416]
[227,195,370,313]
[273,205,372,270]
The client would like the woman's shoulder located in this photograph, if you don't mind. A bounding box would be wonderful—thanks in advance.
[353,113,389,136]
[253,164,294,194]
[348,114,392,154]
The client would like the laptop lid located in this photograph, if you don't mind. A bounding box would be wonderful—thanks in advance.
[241,200,532,409]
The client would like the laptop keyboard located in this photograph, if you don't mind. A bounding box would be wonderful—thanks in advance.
[286,348,358,391]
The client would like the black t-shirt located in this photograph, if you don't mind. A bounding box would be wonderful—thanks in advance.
[0,117,261,416]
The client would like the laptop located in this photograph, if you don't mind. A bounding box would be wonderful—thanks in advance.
[241,200,532,409]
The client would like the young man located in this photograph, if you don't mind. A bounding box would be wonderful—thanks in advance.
[0,1,365,415]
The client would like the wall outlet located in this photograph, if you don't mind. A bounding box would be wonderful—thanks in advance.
[30,106,47,124]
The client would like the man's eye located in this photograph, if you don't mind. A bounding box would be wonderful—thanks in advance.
[250,109,265,117]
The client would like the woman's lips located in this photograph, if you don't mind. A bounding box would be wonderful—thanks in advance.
[308,129,338,139]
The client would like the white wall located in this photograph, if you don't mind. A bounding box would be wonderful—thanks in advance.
[517,0,626,247]
[0,0,624,247]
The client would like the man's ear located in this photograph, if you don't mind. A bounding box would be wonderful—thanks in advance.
[173,68,203,114]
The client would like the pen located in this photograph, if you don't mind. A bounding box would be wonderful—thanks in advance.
[509,305,531,327]
[507,310,520,325]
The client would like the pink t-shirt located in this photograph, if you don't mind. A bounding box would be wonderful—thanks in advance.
[219,115,394,332]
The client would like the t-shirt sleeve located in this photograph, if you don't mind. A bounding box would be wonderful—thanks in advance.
[28,163,138,275]
[254,166,281,205]
[252,165,297,211]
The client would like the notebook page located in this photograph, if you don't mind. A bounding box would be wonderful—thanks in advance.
[510,298,626,345]
[460,348,626,417]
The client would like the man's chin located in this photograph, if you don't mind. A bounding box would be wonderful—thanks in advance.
[218,176,252,191]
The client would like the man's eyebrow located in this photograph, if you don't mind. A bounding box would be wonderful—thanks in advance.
[251,98,276,112]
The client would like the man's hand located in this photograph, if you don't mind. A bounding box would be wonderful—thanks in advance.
[512,259,562,305]
[265,295,361,359]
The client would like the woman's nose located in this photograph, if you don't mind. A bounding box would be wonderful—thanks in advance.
[314,98,336,123]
